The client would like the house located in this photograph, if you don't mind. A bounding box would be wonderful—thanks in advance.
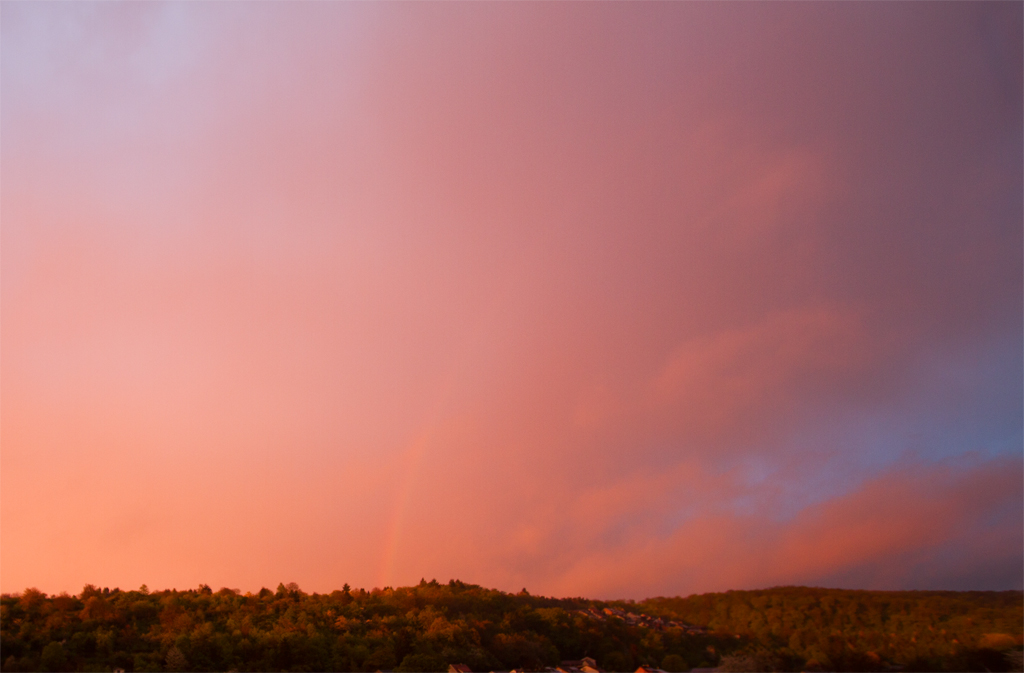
[449,665,472,673]
[560,657,600,673]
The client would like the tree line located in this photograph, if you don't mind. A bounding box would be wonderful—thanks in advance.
[638,586,1022,672]
[1,580,1020,672]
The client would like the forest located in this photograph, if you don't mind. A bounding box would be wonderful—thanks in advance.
[1,580,1020,672]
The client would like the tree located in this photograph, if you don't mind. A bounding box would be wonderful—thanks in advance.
[165,645,189,672]
[40,642,65,672]
[605,651,631,671]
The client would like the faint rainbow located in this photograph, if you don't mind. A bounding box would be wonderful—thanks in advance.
[378,426,433,588]
[377,335,477,588]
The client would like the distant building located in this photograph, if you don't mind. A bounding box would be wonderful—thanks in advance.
[559,657,600,673]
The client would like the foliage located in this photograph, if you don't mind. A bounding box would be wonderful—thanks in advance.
[639,586,1023,672]
[0,582,1019,672]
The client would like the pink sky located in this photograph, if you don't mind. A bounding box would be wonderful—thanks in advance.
[2,2,1021,599]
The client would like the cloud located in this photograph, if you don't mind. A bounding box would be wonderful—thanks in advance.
[648,306,874,449]
[537,455,1023,598]
[1,2,1020,597]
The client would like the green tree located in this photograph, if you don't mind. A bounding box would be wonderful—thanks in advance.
[40,642,65,672]
[605,651,631,672]
[396,652,446,672]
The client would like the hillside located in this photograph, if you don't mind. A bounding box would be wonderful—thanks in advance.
[1,581,1020,672]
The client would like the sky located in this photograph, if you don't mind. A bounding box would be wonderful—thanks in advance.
[2,2,1022,600]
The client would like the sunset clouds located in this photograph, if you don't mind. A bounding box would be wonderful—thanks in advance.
[2,2,1021,599]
